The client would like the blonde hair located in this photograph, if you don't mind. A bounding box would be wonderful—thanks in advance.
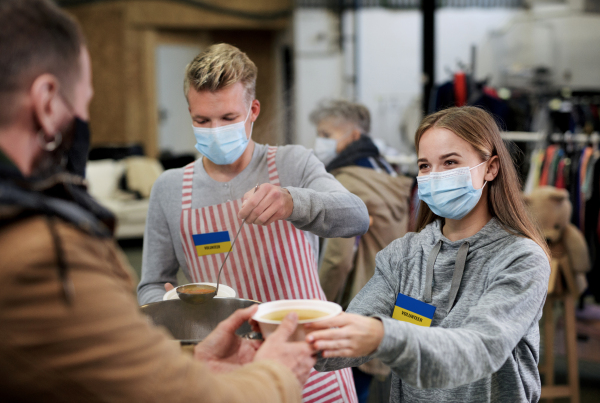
[184,43,257,104]
[415,106,550,260]
[309,99,371,134]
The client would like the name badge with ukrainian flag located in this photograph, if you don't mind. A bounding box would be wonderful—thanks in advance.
[193,231,231,257]
[392,293,436,327]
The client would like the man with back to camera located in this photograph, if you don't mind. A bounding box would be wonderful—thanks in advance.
[0,1,317,401]
[137,44,367,402]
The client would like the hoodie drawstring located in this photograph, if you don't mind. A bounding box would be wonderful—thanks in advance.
[423,240,470,312]
[423,240,442,303]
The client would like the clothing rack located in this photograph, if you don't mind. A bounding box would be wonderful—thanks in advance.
[502,131,600,145]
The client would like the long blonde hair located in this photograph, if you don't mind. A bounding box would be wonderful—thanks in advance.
[415,106,550,260]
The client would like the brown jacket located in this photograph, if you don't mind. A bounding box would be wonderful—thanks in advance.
[319,166,411,377]
[0,216,301,403]
[320,166,411,308]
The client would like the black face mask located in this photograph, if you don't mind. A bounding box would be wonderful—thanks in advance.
[32,116,90,179]
[65,117,91,178]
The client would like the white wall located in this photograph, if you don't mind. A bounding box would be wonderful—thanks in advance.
[479,5,600,89]
[357,9,422,152]
[156,44,204,155]
[294,9,344,150]
[293,6,600,151]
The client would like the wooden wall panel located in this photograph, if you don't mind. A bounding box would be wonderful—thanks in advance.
[211,30,281,146]
[65,1,289,156]
[68,4,128,148]
[126,0,290,30]
[124,28,159,156]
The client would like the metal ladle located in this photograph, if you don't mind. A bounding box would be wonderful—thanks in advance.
[177,184,260,304]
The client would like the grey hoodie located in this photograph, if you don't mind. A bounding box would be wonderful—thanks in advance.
[315,218,550,402]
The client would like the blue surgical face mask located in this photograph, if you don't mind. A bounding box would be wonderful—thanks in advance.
[192,107,252,165]
[314,137,338,166]
[314,131,353,167]
[417,161,487,220]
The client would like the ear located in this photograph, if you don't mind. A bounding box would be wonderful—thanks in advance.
[250,99,261,123]
[484,155,499,182]
[351,127,362,141]
[30,74,63,139]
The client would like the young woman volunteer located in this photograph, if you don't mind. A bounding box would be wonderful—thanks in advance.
[306,106,551,402]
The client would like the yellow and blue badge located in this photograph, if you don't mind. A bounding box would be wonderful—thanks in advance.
[193,231,231,257]
[392,293,436,327]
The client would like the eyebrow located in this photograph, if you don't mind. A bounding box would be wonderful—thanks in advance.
[192,112,239,120]
[417,152,462,164]
[440,152,462,159]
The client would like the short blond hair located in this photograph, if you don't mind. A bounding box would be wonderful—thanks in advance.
[184,43,257,104]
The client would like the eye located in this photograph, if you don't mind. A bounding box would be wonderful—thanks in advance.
[223,117,235,121]
[418,163,429,170]
[554,224,560,230]
[444,160,458,166]
[196,119,208,125]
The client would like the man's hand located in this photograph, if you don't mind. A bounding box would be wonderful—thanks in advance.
[254,313,316,385]
[304,312,384,358]
[164,283,174,292]
[194,305,261,373]
[238,183,294,225]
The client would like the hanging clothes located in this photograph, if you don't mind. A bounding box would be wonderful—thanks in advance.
[547,148,564,186]
[454,71,468,107]
[579,147,594,230]
[539,145,558,186]
[524,149,545,194]
[555,159,567,189]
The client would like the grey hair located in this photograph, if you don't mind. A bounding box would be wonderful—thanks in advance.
[309,99,371,134]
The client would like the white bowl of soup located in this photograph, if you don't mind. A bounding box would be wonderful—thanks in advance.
[253,299,342,342]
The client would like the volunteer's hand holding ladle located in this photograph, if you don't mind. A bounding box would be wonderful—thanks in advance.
[238,183,294,225]
[176,184,260,304]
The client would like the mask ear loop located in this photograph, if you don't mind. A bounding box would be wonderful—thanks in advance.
[469,160,488,171]
[244,104,255,140]
[37,130,63,152]
[244,104,253,123]
[470,160,488,190]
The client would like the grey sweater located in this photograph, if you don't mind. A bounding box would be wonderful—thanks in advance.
[137,143,369,305]
[315,218,550,403]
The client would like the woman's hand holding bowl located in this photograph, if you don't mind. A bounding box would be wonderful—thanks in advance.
[304,312,384,358]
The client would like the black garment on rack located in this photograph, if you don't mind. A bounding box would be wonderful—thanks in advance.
[585,157,600,302]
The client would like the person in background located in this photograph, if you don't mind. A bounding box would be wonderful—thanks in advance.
[137,44,366,403]
[305,106,551,403]
[310,100,413,403]
[0,1,315,401]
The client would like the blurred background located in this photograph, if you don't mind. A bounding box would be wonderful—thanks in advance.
[57,0,599,402]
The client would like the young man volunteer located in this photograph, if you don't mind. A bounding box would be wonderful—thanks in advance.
[138,44,367,403]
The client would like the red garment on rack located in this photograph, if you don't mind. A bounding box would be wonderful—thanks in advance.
[539,145,558,186]
[454,71,467,107]
[555,159,566,189]
[483,87,499,98]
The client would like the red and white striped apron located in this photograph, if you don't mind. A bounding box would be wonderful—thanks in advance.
[180,146,358,403]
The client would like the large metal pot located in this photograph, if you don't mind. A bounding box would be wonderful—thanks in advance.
[140,298,257,343]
